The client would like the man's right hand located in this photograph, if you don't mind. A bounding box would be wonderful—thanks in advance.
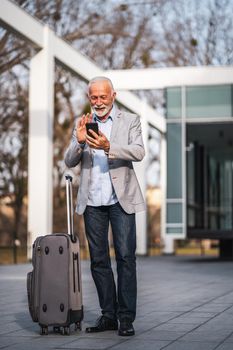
[76,113,92,144]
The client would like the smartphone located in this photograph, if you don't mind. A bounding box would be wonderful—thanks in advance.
[86,122,99,136]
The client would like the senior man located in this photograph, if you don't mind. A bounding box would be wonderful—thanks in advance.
[64,76,145,336]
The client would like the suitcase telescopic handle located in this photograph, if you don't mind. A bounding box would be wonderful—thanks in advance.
[65,175,76,242]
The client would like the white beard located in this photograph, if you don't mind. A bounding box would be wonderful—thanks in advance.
[92,104,112,118]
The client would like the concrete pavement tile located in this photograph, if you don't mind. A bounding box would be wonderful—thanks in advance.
[162,341,218,350]
[3,342,58,350]
[0,319,17,326]
[154,323,199,332]
[196,322,233,332]
[0,336,29,349]
[153,305,194,312]
[215,344,233,350]
[135,314,174,325]
[5,336,84,350]
[212,294,233,304]
[109,339,170,350]
[194,305,231,313]
[185,311,219,318]
[130,320,163,333]
[0,323,27,336]
[6,325,44,337]
[197,325,233,333]
[77,331,123,340]
[137,311,181,321]
[179,331,231,342]
[168,316,208,324]
[220,334,233,343]
[134,330,185,341]
[224,306,233,314]
[57,337,124,349]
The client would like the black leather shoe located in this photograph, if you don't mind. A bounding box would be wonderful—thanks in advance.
[118,320,135,336]
[86,316,118,333]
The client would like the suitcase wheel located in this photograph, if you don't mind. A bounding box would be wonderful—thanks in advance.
[61,326,70,335]
[40,326,48,335]
[75,321,82,331]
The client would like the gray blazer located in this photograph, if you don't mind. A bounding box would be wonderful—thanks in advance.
[64,108,146,214]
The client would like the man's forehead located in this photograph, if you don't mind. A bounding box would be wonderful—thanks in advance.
[89,81,112,93]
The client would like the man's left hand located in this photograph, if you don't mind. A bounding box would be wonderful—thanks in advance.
[86,130,110,153]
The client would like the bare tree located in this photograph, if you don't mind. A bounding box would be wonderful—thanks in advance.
[0,70,28,261]
[157,0,233,66]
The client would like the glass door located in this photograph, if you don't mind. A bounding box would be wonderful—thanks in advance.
[187,123,233,236]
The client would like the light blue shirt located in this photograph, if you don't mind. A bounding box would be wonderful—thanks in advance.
[87,105,118,206]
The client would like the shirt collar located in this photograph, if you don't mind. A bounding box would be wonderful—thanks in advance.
[93,104,116,123]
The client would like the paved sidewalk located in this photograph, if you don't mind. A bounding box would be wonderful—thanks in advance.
[1,255,233,349]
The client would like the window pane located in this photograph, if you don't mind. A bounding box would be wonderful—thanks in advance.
[167,123,182,198]
[167,203,182,223]
[166,227,183,234]
[166,88,182,118]
[186,85,232,118]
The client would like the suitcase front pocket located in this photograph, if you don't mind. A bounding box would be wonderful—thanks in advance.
[73,252,80,293]
[27,271,38,322]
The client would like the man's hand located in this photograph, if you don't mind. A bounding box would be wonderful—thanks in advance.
[76,113,92,144]
[86,130,110,153]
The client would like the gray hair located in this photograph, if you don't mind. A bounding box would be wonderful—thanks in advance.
[87,76,114,92]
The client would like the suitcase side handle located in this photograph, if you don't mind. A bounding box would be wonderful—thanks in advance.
[65,175,76,242]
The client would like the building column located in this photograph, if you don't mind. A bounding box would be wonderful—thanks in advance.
[134,101,148,255]
[27,27,54,259]
[160,133,175,254]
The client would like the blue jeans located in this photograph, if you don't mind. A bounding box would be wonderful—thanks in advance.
[83,202,137,322]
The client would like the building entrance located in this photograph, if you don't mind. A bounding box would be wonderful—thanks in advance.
[187,122,233,257]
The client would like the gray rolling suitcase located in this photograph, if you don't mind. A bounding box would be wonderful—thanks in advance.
[27,175,83,335]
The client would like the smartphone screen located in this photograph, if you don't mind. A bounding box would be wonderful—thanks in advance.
[86,122,99,136]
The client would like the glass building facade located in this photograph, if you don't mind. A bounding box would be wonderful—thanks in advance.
[165,84,233,239]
